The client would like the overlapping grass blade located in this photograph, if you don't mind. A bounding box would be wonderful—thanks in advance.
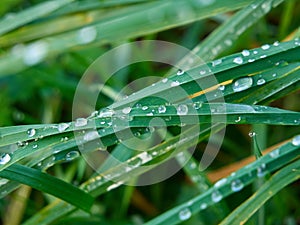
[0,164,94,212]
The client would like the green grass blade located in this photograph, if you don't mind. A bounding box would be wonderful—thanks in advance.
[0,0,73,36]
[219,158,300,225]
[0,164,94,212]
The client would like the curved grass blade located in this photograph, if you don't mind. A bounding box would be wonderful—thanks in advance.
[220,158,300,225]
[0,164,94,212]
[0,0,73,36]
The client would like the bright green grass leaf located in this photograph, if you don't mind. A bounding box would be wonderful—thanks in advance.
[0,164,94,212]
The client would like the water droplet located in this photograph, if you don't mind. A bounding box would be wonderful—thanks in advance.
[231,179,244,192]
[189,162,197,169]
[23,41,48,65]
[242,50,250,57]
[233,57,243,65]
[65,151,80,161]
[142,106,148,111]
[257,163,267,177]
[0,153,11,165]
[61,137,69,142]
[177,69,184,75]
[158,105,166,113]
[162,78,168,83]
[178,208,192,221]
[171,81,180,87]
[218,85,225,91]
[200,70,206,75]
[83,130,99,141]
[57,123,70,132]
[214,178,227,188]
[128,157,142,168]
[32,144,38,149]
[248,59,255,63]
[106,181,123,191]
[248,132,256,137]
[75,118,88,127]
[99,108,114,118]
[27,128,36,138]
[253,50,258,54]
[77,26,97,44]
[261,2,271,12]
[211,190,223,203]
[177,104,188,115]
[200,203,207,210]
[257,78,266,85]
[212,59,222,67]
[232,77,253,92]
[224,39,232,46]
[122,107,131,114]
[235,116,241,123]
[291,135,300,146]
[269,149,280,158]
[273,41,279,46]
[193,101,202,110]
[261,44,270,50]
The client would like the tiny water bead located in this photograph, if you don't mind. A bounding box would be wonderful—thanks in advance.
[57,123,70,132]
[23,41,48,66]
[83,131,99,141]
[99,108,114,118]
[233,56,243,65]
[122,107,131,114]
[242,49,250,57]
[32,144,38,149]
[232,77,253,92]
[193,101,203,110]
[218,85,225,91]
[178,208,192,221]
[257,163,267,177]
[211,190,223,203]
[269,148,280,158]
[214,178,227,188]
[231,179,244,192]
[65,151,80,161]
[171,81,180,87]
[0,153,11,165]
[158,105,166,113]
[142,106,149,111]
[27,128,36,138]
[248,132,256,137]
[291,135,300,146]
[257,78,266,85]
[177,104,188,115]
[162,78,168,83]
[235,116,241,123]
[77,26,97,44]
[212,59,222,67]
[177,69,184,75]
[200,203,207,210]
[128,157,143,168]
[75,118,88,127]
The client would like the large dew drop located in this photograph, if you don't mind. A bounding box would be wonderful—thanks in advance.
[0,153,11,165]
[233,56,243,64]
[291,135,300,146]
[27,128,36,138]
[57,123,70,132]
[177,104,188,115]
[231,179,244,192]
[178,208,192,221]
[77,26,97,44]
[158,105,166,113]
[232,77,253,92]
[211,190,223,203]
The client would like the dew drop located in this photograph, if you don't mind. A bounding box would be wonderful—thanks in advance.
[269,149,280,158]
[273,41,279,46]
[257,163,267,177]
[214,178,227,188]
[291,135,300,146]
[248,59,255,63]
[231,179,244,192]
[171,81,180,87]
[122,107,131,114]
[0,153,11,165]
[27,128,36,138]
[77,26,97,44]
[200,70,206,75]
[242,50,250,57]
[232,77,253,92]
[99,108,114,118]
[261,44,270,50]
[32,144,38,149]
[177,104,188,115]
[211,190,223,203]
[257,78,266,85]
[193,101,203,110]
[178,208,192,221]
[158,105,166,113]
[57,123,70,132]
[128,157,142,168]
[142,106,148,111]
[235,116,241,123]
[248,132,256,137]
[233,57,243,65]
[224,39,232,46]
[23,41,48,66]
[75,118,88,127]
[200,203,207,210]
[177,69,184,75]
[218,85,225,91]
[212,59,222,67]
[65,151,80,161]
[83,130,99,141]
[162,78,168,83]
